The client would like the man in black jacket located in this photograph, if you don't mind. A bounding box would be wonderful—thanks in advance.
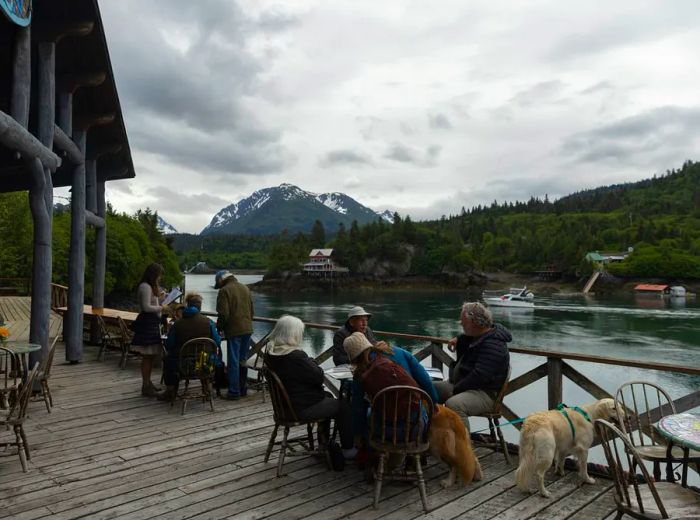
[434,302,511,429]
[331,306,377,366]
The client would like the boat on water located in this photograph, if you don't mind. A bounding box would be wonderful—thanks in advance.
[483,287,535,308]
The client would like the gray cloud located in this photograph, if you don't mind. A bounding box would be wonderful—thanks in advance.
[319,149,372,168]
[384,143,442,167]
[509,80,566,108]
[429,113,452,129]
[561,106,700,164]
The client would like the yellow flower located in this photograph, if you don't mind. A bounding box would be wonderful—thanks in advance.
[0,326,9,341]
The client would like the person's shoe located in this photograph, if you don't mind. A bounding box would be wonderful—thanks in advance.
[141,385,159,397]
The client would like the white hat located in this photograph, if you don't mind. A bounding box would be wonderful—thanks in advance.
[347,306,372,320]
[343,332,373,361]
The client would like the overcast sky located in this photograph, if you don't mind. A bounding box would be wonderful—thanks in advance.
[89,0,700,234]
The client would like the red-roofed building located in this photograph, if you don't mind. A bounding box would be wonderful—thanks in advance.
[634,284,669,294]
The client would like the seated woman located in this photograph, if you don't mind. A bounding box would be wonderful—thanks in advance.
[264,315,355,459]
[343,332,439,442]
[160,292,221,401]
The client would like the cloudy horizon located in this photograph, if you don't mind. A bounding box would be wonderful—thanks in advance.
[77,0,700,234]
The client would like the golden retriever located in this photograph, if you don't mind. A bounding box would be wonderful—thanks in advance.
[515,398,618,497]
[429,405,483,487]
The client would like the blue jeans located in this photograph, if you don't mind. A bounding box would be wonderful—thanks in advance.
[226,334,251,397]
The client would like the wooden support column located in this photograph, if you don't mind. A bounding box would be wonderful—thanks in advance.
[93,180,107,310]
[29,41,56,370]
[86,159,97,213]
[65,130,87,362]
[547,357,563,409]
[10,26,31,128]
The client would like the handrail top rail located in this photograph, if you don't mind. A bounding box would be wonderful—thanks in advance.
[197,312,700,376]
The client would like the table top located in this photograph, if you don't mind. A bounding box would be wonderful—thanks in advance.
[655,413,700,451]
[0,342,42,354]
[56,305,139,322]
[324,365,445,382]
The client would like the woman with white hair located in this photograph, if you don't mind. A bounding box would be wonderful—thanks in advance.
[264,315,355,459]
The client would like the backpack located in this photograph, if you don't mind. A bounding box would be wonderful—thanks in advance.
[360,355,420,417]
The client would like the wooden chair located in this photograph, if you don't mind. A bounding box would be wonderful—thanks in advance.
[0,346,21,409]
[596,418,700,519]
[35,335,59,413]
[95,315,122,363]
[262,366,332,477]
[1,362,39,472]
[615,381,700,482]
[369,385,433,512]
[472,365,512,464]
[117,317,134,369]
[174,337,217,415]
[244,333,271,402]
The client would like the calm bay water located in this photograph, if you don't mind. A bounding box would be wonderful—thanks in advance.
[184,273,699,448]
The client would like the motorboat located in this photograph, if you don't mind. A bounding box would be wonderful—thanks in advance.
[483,287,535,309]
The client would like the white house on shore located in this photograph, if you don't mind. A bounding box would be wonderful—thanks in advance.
[302,249,349,277]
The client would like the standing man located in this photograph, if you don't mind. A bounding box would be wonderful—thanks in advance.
[331,306,377,366]
[434,302,511,429]
[215,270,254,400]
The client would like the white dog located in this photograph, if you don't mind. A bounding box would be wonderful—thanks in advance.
[514,398,618,497]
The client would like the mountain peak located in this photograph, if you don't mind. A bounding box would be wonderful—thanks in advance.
[201,185,389,236]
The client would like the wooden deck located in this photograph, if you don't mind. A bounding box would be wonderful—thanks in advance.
[0,296,63,342]
[0,338,622,520]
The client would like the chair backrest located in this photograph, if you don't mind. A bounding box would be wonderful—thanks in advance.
[117,317,133,344]
[178,337,217,380]
[262,365,300,424]
[41,335,59,380]
[491,364,512,416]
[369,385,433,449]
[6,362,40,423]
[615,381,675,447]
[595,419,669,519]
[95,315,111,342]
[0,346,20,397]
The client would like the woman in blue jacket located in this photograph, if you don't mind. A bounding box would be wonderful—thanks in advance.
[343,332,439,441]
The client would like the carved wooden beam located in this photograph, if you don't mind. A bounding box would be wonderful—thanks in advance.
[87,143,122,161]
[58,72,107,94]
[53,124,83,165]
[0,111,61,170]
[85,210,105,229]
[33,21,94,43]
[73,113,115,132]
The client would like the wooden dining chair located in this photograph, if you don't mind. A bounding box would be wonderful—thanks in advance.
[471,365,512,464]
[369,385,433,512]
[262,365,332,477]
[596,418,700,519]
[35,335,59,413]
[95,315,121,363]
[615,381,700,482]
[1,362,39,472]
[117,317,134,369]
[174,337,217,415]
[0,346,21,409]
[244,332,272,402]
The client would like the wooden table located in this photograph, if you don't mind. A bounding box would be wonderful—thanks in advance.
[655,413,700,487]
[2,341,41,375]
[56,305,139,323]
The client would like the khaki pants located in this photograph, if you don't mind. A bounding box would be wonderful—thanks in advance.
[434,381,494,431]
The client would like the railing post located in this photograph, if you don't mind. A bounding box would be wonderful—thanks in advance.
[547,357,563,409]
[431,342,443,371]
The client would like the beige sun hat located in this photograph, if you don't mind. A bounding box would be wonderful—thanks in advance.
[343,332,373,361]
[347,306,372,320]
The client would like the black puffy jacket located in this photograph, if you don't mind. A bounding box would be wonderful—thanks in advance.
[451,323,511,395]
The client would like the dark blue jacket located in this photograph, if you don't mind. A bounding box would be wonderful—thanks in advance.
[451,323,511,395]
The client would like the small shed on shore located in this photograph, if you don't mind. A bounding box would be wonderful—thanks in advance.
[634,284,669,294]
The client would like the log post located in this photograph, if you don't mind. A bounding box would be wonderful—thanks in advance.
[10,26,31,128]
[93,180,106,310]
[547,357,563,409]
[29,41,56,369]
[65,130,87,362]
[86,159,97,213]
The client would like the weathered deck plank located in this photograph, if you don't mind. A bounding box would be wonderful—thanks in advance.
[0,341,618,519]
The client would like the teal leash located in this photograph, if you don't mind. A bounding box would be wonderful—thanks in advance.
[468,403,590,436]
[470,416,525,434]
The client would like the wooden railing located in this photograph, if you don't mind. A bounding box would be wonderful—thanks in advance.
[208,314,700,430]
[50,283,68,311]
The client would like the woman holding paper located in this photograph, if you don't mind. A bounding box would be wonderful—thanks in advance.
[131,262,167,397]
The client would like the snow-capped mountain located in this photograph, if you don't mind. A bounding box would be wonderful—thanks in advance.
[379,210,395,223]
[201,184,386,236]
[157,215,178,235]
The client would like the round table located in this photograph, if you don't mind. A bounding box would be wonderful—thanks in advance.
[1,342,41,375]
[655,413,700,487]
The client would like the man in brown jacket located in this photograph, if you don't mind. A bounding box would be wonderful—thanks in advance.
[215,270,254,400]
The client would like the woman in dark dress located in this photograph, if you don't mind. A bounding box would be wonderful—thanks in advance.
[131,263,166,397]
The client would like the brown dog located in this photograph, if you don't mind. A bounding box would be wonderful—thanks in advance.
[429,405,483,487]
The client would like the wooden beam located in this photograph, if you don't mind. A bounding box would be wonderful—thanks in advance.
[0,111,61,170]
[547,358,563,409]
[10,26,31,128]
[53,124,83,164]
[561,362,612,400]
[58,72,107,94]
[504,362,548,394]
[87,143,122,160]
[92,179,107,310]
[73,113,115,131]
[85,210,104,229]
[33,21,94,42]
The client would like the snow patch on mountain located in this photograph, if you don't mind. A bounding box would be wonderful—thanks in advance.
[157,216,178,235]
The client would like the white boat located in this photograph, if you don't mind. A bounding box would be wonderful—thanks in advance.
[483,287,535,309]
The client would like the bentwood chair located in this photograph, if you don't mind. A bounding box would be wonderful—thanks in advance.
[116,317,134,369]
[369,385,433,512]
[262,365,332,477]
[244,332,272,402]
[596,419,700,519]
[35,335,59,412]
[1,362,39,472]
[174,337,217,415]
[472,365,512,464]
[95,315,121,364]
[615,381,700,482]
